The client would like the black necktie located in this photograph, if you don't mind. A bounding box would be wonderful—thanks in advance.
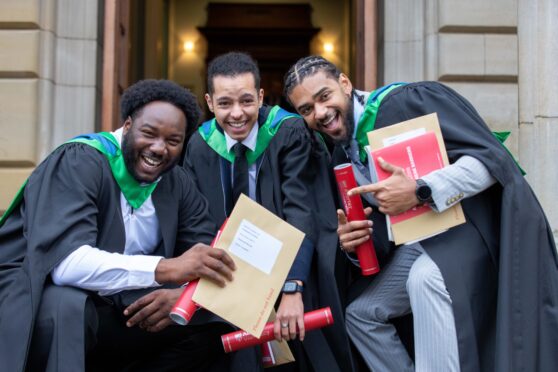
[232,143,249,206]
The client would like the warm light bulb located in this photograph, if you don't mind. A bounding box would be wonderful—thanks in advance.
[183,41,194,52]
[324,42,334,53]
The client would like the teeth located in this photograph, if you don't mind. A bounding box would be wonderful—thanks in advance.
[142,155,162,167]
[321,114,336,127]
[229,122,245,128]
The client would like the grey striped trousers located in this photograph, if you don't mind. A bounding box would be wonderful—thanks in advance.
[346,243,460,372]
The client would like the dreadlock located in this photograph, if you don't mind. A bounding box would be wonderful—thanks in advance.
[283,55,342,103]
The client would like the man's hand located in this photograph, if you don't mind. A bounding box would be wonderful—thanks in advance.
[337,208,373,253]
[274,291,305,342]
[155,243,236,286]
[349,157,418,215]
[124,288,181,332]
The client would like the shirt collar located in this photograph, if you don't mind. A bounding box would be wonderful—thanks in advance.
[352,89,370,139]
[112,127,124,145]
[224,123,259,152]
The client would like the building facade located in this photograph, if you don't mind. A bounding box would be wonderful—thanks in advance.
[1,0,556,240]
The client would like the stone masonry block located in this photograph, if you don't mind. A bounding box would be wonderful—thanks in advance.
[438,0,517,29]
[0,168,34,212]
[0,0,40,26]
[0,30,40,75]
[55,38,98,86]
[447,82,518,155]
[0,79,38,163]
[439,34,484,77]
[56,0,99,39]
[485,34,518,76]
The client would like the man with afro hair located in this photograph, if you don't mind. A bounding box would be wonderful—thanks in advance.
[0,79,238,371]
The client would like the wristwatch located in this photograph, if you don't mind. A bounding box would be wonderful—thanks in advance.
[415,179,433,204]
[282,280,304,294]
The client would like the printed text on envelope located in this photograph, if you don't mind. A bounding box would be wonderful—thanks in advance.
[229,219,283,274]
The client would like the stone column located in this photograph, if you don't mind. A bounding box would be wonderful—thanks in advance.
[0,0,102,212]
[518,0,558,240]
[51,0,102,148]
[382,0,426,83]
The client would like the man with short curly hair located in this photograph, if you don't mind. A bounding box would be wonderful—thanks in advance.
[0,79,237,371]
[184,52,355,371]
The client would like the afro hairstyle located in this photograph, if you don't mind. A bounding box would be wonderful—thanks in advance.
[120,79,202,134]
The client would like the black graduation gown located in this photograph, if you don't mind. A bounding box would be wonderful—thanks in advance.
[0,143,218,371]
[335,81,558,372]
[184,106,354,372]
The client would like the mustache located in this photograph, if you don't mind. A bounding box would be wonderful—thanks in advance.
[141,151,164,160]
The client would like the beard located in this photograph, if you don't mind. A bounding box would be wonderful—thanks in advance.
[332,95,355,147]
[121,129,178,184]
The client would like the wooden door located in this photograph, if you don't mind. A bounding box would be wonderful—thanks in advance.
[101,0,130,131]
[198,3,320,113]
[353,0,378,90]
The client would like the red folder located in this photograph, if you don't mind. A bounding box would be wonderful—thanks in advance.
[370,131,443,224]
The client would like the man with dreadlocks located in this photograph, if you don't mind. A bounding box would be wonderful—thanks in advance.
[283,56,558,372]
[183,52,354,371]
[0,79,240,371]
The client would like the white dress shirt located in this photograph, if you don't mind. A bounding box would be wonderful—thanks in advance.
[224,123,259,200]
[51,128,164,296]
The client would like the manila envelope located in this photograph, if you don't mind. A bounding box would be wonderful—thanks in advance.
[367,113,466,244]
[264,309,295,367]
[193,194,305,337]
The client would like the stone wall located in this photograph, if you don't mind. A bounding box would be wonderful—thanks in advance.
[382,0,557,240]
[0,0,102,211]
[382,0,518,153]
[518,0,558,238]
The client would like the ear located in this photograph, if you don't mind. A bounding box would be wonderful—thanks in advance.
[122,116,133,135]
[339,73,353,96]
[258,88,264,107]
[204,93,214,112]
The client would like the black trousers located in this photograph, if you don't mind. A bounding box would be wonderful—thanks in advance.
[27,284,233,372]
[87,296,234,372]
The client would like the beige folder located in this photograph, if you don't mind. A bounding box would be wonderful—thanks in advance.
[366,113,466,245]
[193,194,305,337]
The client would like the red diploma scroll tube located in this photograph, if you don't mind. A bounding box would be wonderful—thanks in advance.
[222,307,334,353]
[170,219,228,325]
[334,163,380,276]
[169,280,199,325]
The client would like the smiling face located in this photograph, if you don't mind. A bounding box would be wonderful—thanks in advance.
[121,101,186,183]
[288,70,354,144]
[205,72,264,141]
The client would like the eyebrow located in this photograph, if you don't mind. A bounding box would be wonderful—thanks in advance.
[296,103,311,113]
[141,123,184,139]
[216,92,256,102]
[312,87,329,100]
[296,87,329,112]
[140,123,158,131]
[239,93,256,101]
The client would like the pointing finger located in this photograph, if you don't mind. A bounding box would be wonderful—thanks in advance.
[337,209,348,225]
[348,184,378,196]
[377,157,400,174]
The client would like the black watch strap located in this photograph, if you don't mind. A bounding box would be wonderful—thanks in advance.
[415,178,433,204]
[282,280,304,294]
